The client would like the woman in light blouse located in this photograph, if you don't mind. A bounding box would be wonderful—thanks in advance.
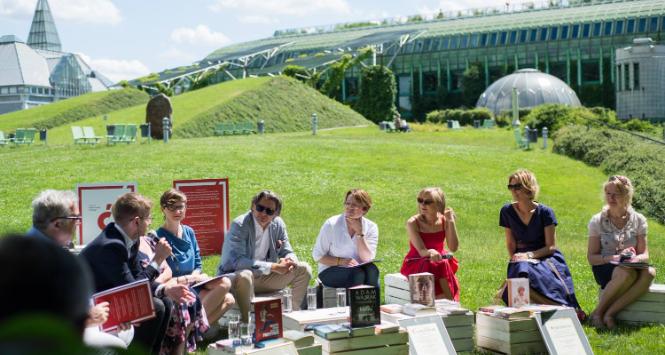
[312,189,380,291]
[587,175,656,329]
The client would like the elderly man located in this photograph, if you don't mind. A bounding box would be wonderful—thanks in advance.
[26,189,132,349]
[218,190,312,321]
[81,192,192,354]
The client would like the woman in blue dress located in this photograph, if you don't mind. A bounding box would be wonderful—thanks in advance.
[500,170,583,316]
[157,188,235,326]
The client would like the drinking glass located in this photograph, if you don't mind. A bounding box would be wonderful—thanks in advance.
[307,286,318,311]
[228,313,240,345]
[336,288,347,314]
[240,321,252,348]
[282,288,293,313]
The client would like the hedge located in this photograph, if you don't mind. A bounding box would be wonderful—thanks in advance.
[553,125,665,224]
[426,108,493,126]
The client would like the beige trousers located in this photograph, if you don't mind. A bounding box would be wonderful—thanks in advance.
[232,262,312,321]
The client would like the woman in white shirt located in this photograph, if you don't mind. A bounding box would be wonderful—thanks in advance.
[587,175,656,329]
[312,189,380,291]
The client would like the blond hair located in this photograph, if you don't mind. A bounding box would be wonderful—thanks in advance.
[508,169,539,200]
[418,187,446,214]
[604,175,634,208]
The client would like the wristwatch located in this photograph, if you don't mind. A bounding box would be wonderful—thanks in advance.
[356,233,365,238]
[526,252,534,259]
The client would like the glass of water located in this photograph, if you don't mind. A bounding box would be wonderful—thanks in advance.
[336,288,347,314]
[228,313,240,346]
[240,321,252,349]
[282,288,293,313]
[307,286,318,310]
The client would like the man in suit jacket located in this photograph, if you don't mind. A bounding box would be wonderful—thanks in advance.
[218,190,311,321]
[80,192,193,354]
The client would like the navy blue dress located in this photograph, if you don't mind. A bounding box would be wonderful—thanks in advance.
[499,203,581,309]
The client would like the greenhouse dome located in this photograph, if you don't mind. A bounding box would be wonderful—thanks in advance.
[476,69,581,115]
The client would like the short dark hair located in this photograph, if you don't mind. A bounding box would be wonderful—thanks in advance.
[0,235,93,335]
[251,190,283,216]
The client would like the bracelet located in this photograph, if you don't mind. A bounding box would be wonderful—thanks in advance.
[336,257,340,265]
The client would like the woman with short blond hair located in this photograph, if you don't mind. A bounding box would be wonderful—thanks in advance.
[587,175,656,329]
[400,187,460,301]
[313,189,380,290]
[500,169,583,317]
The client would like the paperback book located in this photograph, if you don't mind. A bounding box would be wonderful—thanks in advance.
[408,272,435,306]
[252,297,283,342]
[507,278,530,308]
[349,285,380,328]
[402,303,437,316]
[92,279,155,332]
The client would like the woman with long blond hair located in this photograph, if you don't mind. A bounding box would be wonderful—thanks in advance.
[587,175,656,329]
[400,187,460,301]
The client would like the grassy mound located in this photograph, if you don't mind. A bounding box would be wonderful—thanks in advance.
[0,88,149,131]
[176,76,371,138]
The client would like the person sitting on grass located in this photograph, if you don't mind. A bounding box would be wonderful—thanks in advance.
[587,175,657,329]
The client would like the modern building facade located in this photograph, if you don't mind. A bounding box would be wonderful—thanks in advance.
[615,38,665,122]
[0,0,112,115]
[144,0,665,120]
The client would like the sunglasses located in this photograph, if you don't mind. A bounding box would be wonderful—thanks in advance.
[255,204,276,216]
[507,184,523,190]
[610,175,629,185]
[417,198,434,205]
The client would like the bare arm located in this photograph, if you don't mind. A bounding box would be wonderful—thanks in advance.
[407,216,429,257]
[634,235,649,262]
[444,208,458,252]
[505,228,516,258]
[587,235,609,265]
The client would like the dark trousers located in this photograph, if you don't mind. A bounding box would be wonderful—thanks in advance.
[131,296,172,354]
[319,262,380,293]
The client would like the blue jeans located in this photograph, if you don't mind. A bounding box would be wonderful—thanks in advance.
[318,262,380,293]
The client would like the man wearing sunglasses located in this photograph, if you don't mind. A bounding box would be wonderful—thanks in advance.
[27,189,81,247]
[218,190,312,322]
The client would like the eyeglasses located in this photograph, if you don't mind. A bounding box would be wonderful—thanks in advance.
[417,198,434,205]
[52,215,82,222]
[140,215,153,222]
[165,204,186,212]
[507,184,523,190]
[255,204,276,216]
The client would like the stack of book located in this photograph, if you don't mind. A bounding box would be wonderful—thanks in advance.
[311,322,407,355]
[384,273,410,305]
[475,304,567,354]
[380,300,474,352]
[207,339,298,355]
[616,283,665,325]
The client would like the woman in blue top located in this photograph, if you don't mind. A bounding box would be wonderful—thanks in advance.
[157,188,234,326]
[500,170,583,317]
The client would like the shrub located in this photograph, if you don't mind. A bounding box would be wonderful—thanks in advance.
[353,65,397,123]
[553,125,665,224]
[425,108,492,126]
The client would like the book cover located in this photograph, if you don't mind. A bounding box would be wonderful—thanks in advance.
[92,279,155,332]
[408,272,435,307]
[349,285,380,328]
[191,273,231,291]
[507,278,530,308]
[312,324,350,339]
[282,329,315,348]
[252,297,283,343]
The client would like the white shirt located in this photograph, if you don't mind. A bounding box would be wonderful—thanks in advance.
[253,215,272,262]
[312,214,378,273]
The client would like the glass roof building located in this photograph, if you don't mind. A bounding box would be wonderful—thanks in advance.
[143,0,665,119]
[0,0,112,115]
[476,69,581,115]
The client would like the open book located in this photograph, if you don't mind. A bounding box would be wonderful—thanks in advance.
[339,259,381,268]
[92,279,155,332]
[191,273,233,290]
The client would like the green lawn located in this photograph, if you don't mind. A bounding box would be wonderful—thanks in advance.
[1,126,663,352]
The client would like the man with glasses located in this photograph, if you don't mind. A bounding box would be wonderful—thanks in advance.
[218,190,312,322]
[81,192,191,354]
[27,189,81,247]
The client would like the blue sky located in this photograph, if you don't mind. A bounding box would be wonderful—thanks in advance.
[1,0,504,82]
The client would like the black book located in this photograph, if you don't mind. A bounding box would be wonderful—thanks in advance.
[349,285,380,328]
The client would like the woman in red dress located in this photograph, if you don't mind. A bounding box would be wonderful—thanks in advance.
[400,187,460,301]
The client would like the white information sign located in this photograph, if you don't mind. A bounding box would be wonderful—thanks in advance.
[535,308,593,355]
[398,315,457,355]
[77,182,137,245]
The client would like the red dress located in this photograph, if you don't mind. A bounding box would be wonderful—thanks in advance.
[400,218,460,301]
